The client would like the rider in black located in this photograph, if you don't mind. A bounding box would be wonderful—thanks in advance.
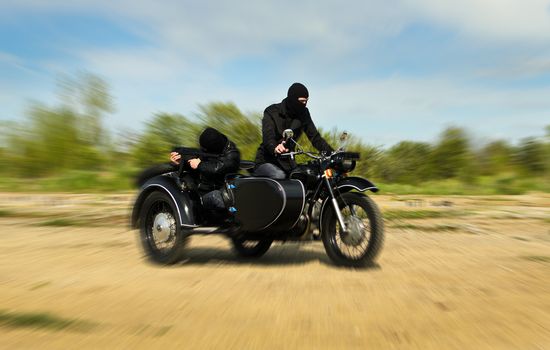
[254,83,333,179]
[170,127,240,210]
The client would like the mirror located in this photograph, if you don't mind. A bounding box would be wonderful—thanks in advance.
[338,131,349,151]
[283,129,294,141]
[339,131,348,142]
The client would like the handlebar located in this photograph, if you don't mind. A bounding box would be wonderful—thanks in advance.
[279,149,345,160]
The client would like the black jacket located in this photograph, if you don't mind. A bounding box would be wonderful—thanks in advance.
[197,140,240,189]
[255,99,333,172]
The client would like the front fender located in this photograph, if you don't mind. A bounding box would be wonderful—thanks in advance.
[131,175,197,229]
[335,176,379,193]
[316,177,378,237]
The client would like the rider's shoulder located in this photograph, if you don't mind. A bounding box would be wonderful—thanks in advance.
[264,101,284,115]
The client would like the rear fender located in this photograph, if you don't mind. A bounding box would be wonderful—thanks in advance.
[131,175,197,229]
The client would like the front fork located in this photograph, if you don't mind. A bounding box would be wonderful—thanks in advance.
[324,177,347,232]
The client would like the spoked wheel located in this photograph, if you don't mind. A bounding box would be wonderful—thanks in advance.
[231,237,273,258]
[140,191,188,264]
[321,192,384,267]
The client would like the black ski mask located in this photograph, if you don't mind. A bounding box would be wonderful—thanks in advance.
[199,127,228,154]
[285,82,309,118]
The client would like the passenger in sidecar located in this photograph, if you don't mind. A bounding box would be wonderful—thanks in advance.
[170,127,240,212]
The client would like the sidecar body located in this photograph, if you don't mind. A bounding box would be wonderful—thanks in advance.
[132,171,306,235]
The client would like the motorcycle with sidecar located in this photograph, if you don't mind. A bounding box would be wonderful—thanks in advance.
[131,130,384,267]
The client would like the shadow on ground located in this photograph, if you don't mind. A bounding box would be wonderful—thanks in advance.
[141,244,382,270]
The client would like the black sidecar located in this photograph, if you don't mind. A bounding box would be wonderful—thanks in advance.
[131,164,309,264]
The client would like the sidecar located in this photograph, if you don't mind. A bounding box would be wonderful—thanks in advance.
[131,164,307,264]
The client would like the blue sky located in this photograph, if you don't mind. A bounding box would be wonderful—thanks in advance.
[1,0,549,147]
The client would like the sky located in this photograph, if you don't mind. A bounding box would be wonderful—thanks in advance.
[1,0,549,147]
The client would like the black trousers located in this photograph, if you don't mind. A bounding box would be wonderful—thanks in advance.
[254,163,286,179]
[202,190,226,210]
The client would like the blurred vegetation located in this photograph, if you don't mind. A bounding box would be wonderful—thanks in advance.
[0,73,549,194]
[0,309,95,332]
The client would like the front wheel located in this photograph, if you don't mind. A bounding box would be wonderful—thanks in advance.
[231,237,273,258]
[139,191,189,264]
[321,192,384,267]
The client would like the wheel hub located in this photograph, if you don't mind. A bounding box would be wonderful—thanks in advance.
[152,212,175,243]
[341,216,366,246]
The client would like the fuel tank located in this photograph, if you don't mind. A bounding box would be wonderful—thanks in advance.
[228,178,305,233]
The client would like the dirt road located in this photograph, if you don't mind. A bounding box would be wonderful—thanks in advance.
[0,193,549,349]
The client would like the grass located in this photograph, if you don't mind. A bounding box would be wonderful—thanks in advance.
[0,209,14,217]
[0,310,96,332]
[29,281,52,291]
[0,210,49,219]
[0,208,128,227]
[390,223,419,230]
[0,169,136,193]
[390,223,461,232]
[377,175,550,195]
[384,209,467,221]
[521,256,550,263]
[38,218,83,227]
[0,171,548,194]
[512,236,530,242]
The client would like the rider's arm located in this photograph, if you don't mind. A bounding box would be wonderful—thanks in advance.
[197,147,241,176]
[302,110,334,152]
[261,107,279,155]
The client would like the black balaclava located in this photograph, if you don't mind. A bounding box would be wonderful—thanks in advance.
[199,127,228,154]
[285,82,309,118]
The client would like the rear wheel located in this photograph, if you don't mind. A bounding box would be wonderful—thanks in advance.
[321,192,384,267]
[140,191,188,264]
[231,237,273,258]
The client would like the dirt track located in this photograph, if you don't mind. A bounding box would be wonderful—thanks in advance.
[0,193,549,349]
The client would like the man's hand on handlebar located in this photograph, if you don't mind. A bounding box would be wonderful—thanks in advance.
[274,142,289,154]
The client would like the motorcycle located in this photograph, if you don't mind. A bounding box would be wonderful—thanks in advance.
[131,130,384,267]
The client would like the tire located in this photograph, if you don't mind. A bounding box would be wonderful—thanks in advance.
[139,191,189,264]
[231,237,273,258]
[321,192,384,267]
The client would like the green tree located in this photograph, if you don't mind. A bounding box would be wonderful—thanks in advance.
[5,72,114,176]
[196,102,261,160]
[430,127,473,180]
[477,140,514,176]
[131,113,200,167]
[514,137,547,176]
[59,72,114,146]
[385,141,432,184]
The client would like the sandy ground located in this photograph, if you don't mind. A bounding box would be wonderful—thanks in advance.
[0,192,549,349]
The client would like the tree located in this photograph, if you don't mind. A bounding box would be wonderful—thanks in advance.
[477,140,514,176]
[131,113,200,167]
[5,72,115,176]
[385,141,432,184]
[430,127,473,179]
[196,102,261,160]
[58,72,114,146]
[515,137,547,176]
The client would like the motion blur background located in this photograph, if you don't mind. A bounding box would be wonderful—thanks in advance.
[1,3,549,349]
[0,1,549,193]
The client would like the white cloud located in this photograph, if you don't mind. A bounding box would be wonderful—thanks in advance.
[404,0,550,43]
[311,76,550,145]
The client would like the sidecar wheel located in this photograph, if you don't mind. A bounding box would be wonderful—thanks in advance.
[231,237,273,258]
[140,191,188,264]
[321,192,384,267]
